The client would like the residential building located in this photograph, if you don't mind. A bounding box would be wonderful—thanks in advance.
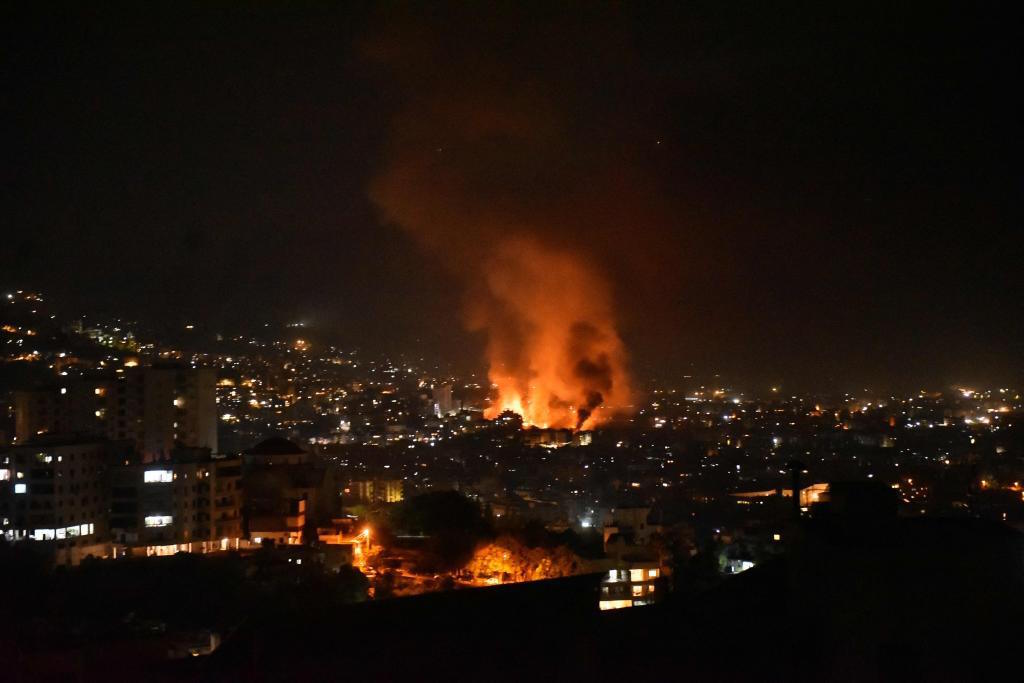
[12,365,218,461]
[243,437,339,545]
[599,562,663,610]
[346,478,404,504]
[0,435,130,566]
[107,448,244,556]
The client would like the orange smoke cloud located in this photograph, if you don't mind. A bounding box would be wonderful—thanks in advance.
[470,237,631,429]
[366,33,634,429]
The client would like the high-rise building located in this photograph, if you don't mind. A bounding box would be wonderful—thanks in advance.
[0,435,131,566]
[346,478,404,504]
[108,448,243,556]
[434,383,457,417]
[13,365,218,461]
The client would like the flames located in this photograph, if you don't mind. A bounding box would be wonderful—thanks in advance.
[365,39,633,431]
[474,237,630,430]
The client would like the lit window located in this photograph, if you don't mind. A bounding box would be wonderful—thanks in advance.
[773,533,782,541]
[14,483,27,494]
[648,569,658,578]
[32,528,55,540]
[632,584,643,596]
[145,515,173,528]
[599,599,633,611]
[144,470,174,483]
[56,528,66,539]
[0,469,9,481]
[629,568,644,582]
[79,523,89,535]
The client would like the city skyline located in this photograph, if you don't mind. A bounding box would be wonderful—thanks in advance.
[2,4,1021,679]
[3,3,1019,392]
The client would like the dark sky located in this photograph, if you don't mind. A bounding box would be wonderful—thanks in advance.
[3,2,1020,391]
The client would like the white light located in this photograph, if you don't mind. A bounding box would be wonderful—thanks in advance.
[14,483,26,494]
[145,515,173,527]
[144,470,174,483]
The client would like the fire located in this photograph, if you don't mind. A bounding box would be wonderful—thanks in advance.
[474,237,631,430]
[365,56,633,431]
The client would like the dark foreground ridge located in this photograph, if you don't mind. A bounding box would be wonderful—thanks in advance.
[136,514,1021,682]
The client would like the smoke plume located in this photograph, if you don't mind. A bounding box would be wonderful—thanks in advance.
[366,11,638,429]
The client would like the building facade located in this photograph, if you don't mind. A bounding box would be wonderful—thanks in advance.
[108,449,243,556]
[12,365,218,461]
[0,436,129,566]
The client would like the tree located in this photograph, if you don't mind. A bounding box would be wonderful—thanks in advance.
[465,535,583,583]
[389,491,493,571]
[335,565,370,603]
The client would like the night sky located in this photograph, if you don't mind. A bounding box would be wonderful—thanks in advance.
[3,3,1019,390]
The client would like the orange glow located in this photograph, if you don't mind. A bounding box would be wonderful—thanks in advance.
[477,238,632,430]
[368,90,633,432]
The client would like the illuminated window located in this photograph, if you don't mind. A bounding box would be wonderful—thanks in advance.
[0,469,9,481]
[14,483,26,494]
[629,568,645,582]
[648,569,658,578]
[773,533,782,541]
[632,584,643,596]
[145,515,173,528]
[94,387,105,396]
[599,599,633,611]
[144,470,174,483]
[32,528,56,540]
